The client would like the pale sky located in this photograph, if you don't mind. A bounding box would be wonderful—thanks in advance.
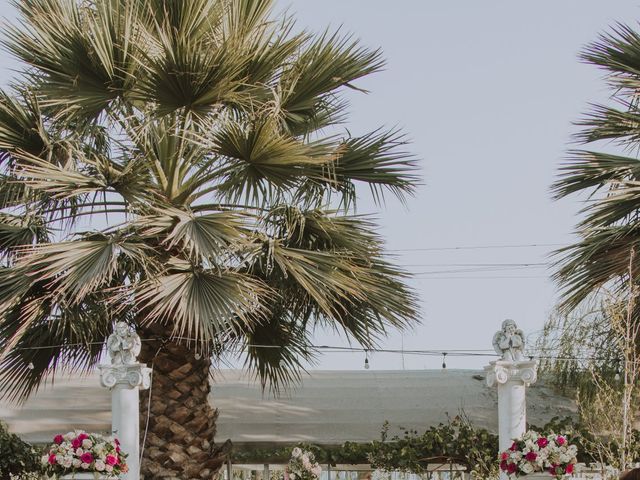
[1,1,638,370]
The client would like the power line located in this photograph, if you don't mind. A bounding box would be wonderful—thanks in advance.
[388,243,564,253]
[7,339,612,362]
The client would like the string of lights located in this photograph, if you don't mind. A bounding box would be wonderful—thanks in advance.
[7,338,612,363]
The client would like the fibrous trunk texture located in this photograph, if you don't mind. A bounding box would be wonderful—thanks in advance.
[138,326,231,479]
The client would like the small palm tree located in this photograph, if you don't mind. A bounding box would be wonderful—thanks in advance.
[554,23,640,312]
[0,0,419,478]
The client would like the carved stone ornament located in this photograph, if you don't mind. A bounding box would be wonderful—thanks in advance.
[484,360,538,387]
[99,363,152,390]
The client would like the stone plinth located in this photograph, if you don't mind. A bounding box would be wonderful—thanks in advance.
[484,359,538,451]
[99,362,152,480]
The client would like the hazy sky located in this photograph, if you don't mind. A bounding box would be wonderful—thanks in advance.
[1,1,638,370]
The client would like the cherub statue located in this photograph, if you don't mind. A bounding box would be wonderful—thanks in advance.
[492,319,525,361]
[107,322,141,365]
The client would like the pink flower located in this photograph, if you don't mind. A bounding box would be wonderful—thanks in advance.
[501,452,509,461]
[536,437,549,448]
[106,454,119,466]
[80,452,94,464]
[53,434,64,445]
[566,464,574,474]
[48,454,57,465]
[556,435,566,446]
[72,438,82,449]
[525,452,537,462]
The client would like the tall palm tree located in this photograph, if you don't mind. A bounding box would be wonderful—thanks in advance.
[0,0,419,478]
[553,23,640,312]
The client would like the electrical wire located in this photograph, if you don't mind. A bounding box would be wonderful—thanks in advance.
[388,243,564,252]
[8,338,612,362]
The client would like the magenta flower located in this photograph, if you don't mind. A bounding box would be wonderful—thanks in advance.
[507,463,517,474]
[53,434,64,445]
[556,435,566,446]
[80,452,94,464]
[525,451,537,462]
[106,454,119,466]
[536,437,549,448]
[77,433,89,442]
[71,438,82,449]
[48,454,57,465]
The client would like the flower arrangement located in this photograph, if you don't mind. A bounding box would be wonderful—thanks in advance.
[285,448,321,480]
[499,431,578,479]
[41,431,128,478]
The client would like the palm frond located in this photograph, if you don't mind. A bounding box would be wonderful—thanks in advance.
[135,208,248,260]
[311,129,420,206]
[6,0,141,119]
[0,212,49,256]
[211,117,326,205]
[132,264,270,344]
[278,29,384,133]
[233,313,316,394]
[0,294,115,403]
[581,23,640,94]
[575,103,640,145]
[552,150,640,199]
[553,225,640,311]
[11,234,152,303]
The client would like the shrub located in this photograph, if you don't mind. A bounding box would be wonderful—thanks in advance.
[0,421,42,479]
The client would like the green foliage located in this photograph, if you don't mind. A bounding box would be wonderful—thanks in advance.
[232,417,640,478]
[0,421,42,478]
[232,417,499,479]
[0,0,421,402]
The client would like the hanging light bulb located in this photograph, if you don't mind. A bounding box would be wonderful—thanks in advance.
[364,351,370,369]
[614,371,621,382]
[27,362,34,370]
[441,353,447,369]
[194,352,202,360]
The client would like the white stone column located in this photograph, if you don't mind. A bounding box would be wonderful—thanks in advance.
[99,363,151,480]
[484,360,538,451]
[99,323,152,480]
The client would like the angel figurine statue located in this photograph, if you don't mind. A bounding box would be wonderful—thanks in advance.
[492,319,525,361]
[107,322,141,365]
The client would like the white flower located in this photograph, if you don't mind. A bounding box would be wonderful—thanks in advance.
[76,448,84,456]
[40,455,49,465]
[292,448,302,458]
[62,457,73,468]
[73,459,82,468]
[105,465,113,473]
[522,463,534,474]
[82,439,93,449]
[95,460,106,471]
[81,463,91,469]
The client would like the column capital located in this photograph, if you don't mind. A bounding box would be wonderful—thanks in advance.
[484,359,539,387]
[98,363,152,390]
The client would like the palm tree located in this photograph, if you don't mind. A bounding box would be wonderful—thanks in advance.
[0,0,419,478]
[553,23,640,312]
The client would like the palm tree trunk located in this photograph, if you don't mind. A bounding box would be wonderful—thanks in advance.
[138,326,232,479]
